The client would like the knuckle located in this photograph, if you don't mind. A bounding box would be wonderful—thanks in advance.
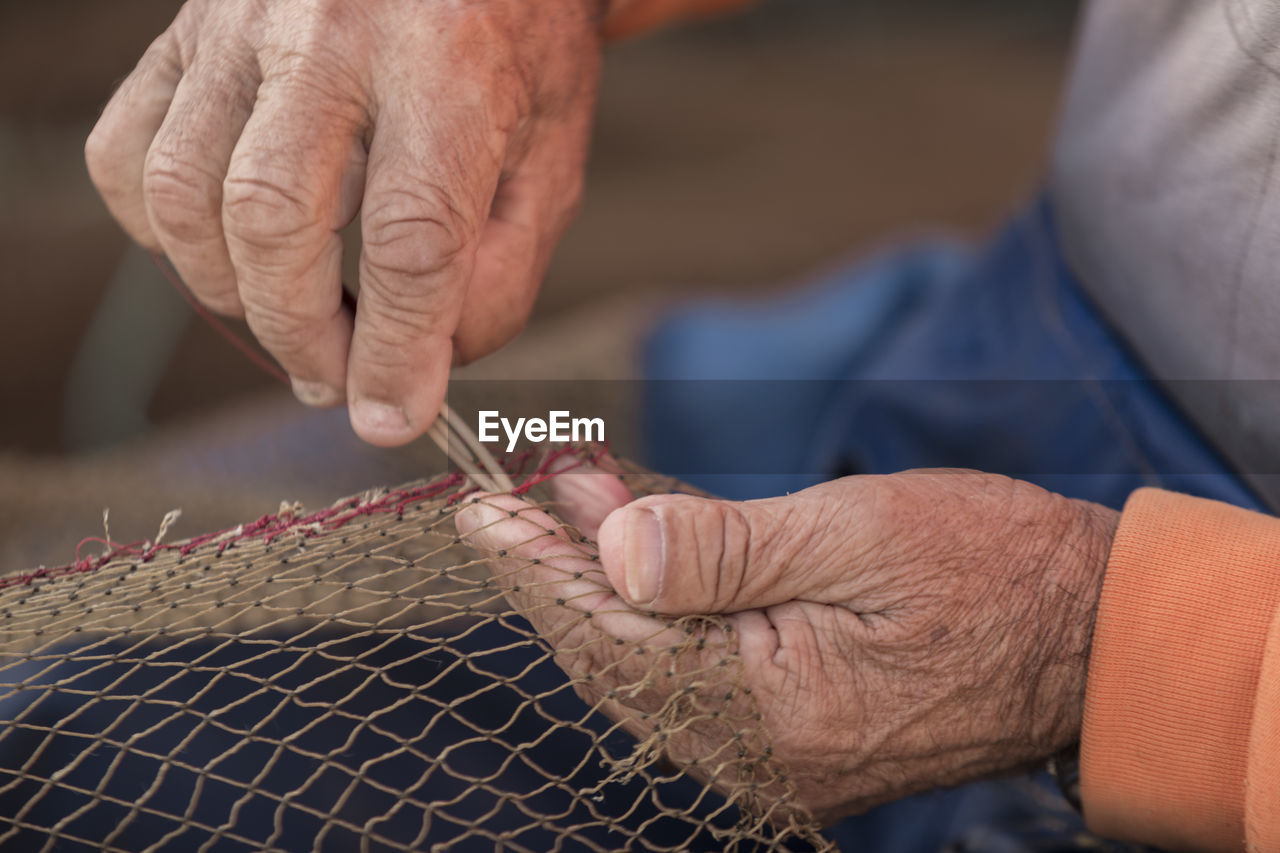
[362,186,473,284]
[670,499,750,611]
[222,170,321,252]
[270,46,365,103]
[241,297,325,361]
[351,333,418,376]
[85,121,140,205]
[350,301,444,370]
[143,152,221,241]
[85,126,161,249]
[709,503,754,609]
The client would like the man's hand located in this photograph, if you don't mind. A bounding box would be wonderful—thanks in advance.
[457,467,1118,822]
[85,0,603,445]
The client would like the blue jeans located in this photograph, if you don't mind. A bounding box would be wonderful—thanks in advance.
[642,195,1265,851]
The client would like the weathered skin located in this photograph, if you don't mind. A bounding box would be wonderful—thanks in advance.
[459,465,1119,823]
[85,0,604,446]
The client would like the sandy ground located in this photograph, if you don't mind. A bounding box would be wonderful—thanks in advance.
[0,0,1078,566]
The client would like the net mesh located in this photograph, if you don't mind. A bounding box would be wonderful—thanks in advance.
[0,445,831,852]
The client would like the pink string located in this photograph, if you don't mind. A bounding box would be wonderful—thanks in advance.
[151,253,290,386]
[2,444,612,591]
[0,257,616,592]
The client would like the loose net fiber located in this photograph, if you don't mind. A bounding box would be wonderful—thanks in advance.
[0,443,831,852]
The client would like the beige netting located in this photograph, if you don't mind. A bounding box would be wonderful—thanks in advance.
[0,443,831,852]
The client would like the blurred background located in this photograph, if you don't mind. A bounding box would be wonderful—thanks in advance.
[0,0,1079,565]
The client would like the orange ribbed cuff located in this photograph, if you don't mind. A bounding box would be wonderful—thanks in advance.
[1081,488,1280,851]
[1248,606,1280,851]
[601,0,754,40]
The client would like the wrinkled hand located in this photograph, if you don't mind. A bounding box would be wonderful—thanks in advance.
[457,467,1118,823]
[86,0,603,445]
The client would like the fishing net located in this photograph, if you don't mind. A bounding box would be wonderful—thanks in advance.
[0,440,831,852]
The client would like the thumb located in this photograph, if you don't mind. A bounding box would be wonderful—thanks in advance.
[596,489,845,615]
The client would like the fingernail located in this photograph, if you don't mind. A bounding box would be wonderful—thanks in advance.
[291,378,344,408]
[351,399,411,442]
[623,508,664,605]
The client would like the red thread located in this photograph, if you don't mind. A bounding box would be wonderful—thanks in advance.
[512,443,611,495]
[151,253,290,385]
[19,259,616,594]
[1,446,605,591]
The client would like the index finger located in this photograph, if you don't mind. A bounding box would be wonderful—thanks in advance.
[345,92,504,446]
[455,493,782,791]
[221,68,366,406]
[455,494,667,649]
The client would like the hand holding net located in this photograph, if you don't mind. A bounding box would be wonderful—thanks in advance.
[0,446,830,852]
